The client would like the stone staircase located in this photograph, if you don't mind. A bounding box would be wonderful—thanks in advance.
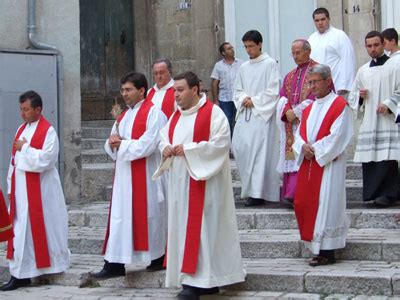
[1,120,400,298]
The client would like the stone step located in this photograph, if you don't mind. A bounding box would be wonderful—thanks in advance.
[0,253,399,296]
[66,226,400,262]
[68,203,400,230]
[82,127,111,139]
[82,138,106,150]
[82,120,115,128]
[82,149,113,164]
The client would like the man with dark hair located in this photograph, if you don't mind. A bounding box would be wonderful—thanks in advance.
[146,58,176,119]
[382,28,400,63]
[232,29,281,207]
[349,31,400,207]
[211,42,243,136]
[308,7,355,97]
[154,71,245,299]
[2,90,70,291]
[91,71,167,279]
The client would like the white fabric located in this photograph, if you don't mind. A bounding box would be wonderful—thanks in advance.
[293,92,353,254]
[148,79,177,115]
[6,120,70,279]
[154,94,245,288]
[104,100,167,264]
[276,96,313,173]
[348,61,400,162]
[232,53,281,201]
[309,26,356,91]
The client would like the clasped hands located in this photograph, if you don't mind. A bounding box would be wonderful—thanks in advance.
[302,143,315,160]
[14,138,27,152]
[163,145,185,159]
[242,96,254,108]
[285,109,297,123]
[109,134,122,151]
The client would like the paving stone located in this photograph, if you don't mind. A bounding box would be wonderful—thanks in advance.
[280,293,322,299]
[324,294,355,300]
[82,127,111,139]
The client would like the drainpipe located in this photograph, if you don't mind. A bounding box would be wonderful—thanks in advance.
[28,0,65,187]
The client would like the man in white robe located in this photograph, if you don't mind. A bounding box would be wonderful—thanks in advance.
[232,30,281,206]
[91,72,167,279]
[382,28,400,64]
[349,31,400,207]
[146,58,176,119]
[293,64,353,266]
[308,7,355,97]
[154,71,245,299]
[2,91,69,291]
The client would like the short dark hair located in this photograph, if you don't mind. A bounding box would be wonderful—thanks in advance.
[312,7,330,19]
[19,90,42,109]
[152,58,172,74]
[219,42,230,55]
[174,71,200,95]
[382,28,399,44]
[120,71,148,95]
[365,30,383,43]
[242,30,263,44]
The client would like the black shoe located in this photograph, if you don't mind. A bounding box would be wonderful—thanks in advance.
[146,254,166,271]
[1,276,31,291]
[178,285,219,300]
[244,197,264,207]
[373,196,395,208]
[90,261,125,280]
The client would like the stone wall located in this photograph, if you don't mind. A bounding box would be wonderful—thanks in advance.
[0,0,81,203]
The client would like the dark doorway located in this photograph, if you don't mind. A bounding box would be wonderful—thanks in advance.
[80,0,134,120]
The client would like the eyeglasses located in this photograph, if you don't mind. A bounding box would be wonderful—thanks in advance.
[120,88,135,95]
[307,79,324,86]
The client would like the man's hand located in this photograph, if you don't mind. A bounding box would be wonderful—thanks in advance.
[359,88,368,99]
[302,143,315,160]
[377,104,389,115]
[14,138,27,151]
[109,134,122,150]
[173,144,185,157]
[162,145,174,159]
[242,97,254,108]
[285,109,297,123]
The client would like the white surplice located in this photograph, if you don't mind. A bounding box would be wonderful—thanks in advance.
[148,79,177,114]
[232,53,281,201]
[154,94,245,288]
[309,26,356,91]
[293,92,353,254]
[104,100,167,264]
[348,61,400,162]
[7,120,70,278]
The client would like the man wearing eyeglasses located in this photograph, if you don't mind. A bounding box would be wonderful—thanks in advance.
[146,58,176,119]
[91,71,168,279]
[293,64,353,266]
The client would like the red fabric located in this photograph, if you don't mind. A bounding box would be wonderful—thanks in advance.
[294,96,347,242]
[7,117,52,268]
[0,189,13,242]
[146,87,175,119]
[168,100,214,274]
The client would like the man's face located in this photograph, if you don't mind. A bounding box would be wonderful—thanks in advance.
[365,36,384,59]
[20,100,41,123]
[120,82,144,107]
[313,13,330,33]
[174,79,198,110]
[153,62,171,88]
[307,73,331,98]
[291,42,311,66]
[222,43,235,59]
[244,40,262,59]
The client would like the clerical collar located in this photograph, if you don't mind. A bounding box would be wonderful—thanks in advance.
[154,79,174,91]
[370,53,389,67]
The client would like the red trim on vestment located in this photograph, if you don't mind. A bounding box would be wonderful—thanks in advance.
[0,189,13,242]
[168,100,214,274]
[146,87,175,119]
[294,96,347,242]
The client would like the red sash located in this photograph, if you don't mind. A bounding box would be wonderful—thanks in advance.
[146,87,175,119]
[168,100,214,274]
[7,117,51,268]
[0,189,13,242]
[294,96,347,242]
[102,101,153,254]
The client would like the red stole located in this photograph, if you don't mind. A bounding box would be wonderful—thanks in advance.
[7,117,52,268]
[294,96,347,242]
[102,101,154,255]
[0,189,13,242]
[146,87,175,119]
[168,100,214,274]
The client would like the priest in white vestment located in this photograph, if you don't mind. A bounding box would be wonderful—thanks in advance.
[2,91,69,291]
[91,72,167,279]
[349,31,400,207]
[232,30,281,207]
[308,8,355,96]
[154,72,245,299]
[293,64,353,267]
[382,28,400,65]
